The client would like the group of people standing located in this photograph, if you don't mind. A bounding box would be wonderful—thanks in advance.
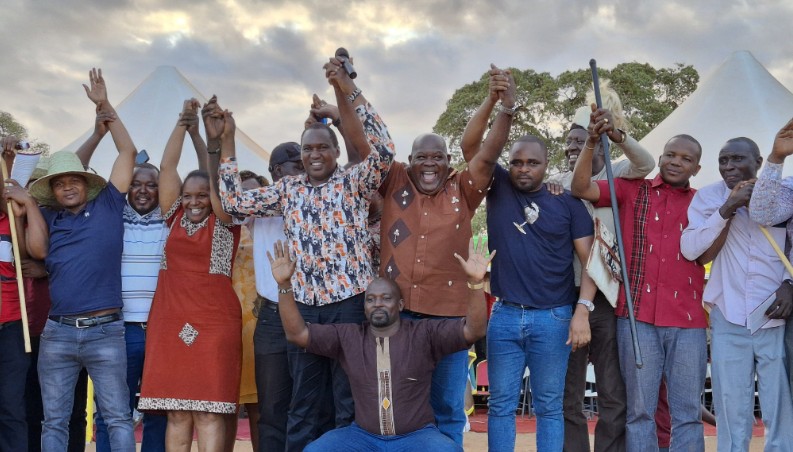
[1,49,793,452]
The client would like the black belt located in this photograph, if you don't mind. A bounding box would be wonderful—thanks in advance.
[500,300,535,310]
[125,321,147,329]
[49,313,121,328]
[0,320,22,331]
[255,295,278,316]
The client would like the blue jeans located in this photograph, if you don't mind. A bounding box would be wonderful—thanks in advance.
[25,336,89,452]
[401,311,469,445]
[39,319,135,452]
[0,321,30,451]
[617,319,706,452]
[304,422,462,452]
[487,301,572,451]
[95,323,166,452]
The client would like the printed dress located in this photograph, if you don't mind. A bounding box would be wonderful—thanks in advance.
[138,201,242,413]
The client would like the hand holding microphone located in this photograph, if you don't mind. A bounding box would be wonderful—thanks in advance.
[335,47,357,79]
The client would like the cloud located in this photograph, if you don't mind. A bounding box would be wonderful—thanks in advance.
[0,0,792,164]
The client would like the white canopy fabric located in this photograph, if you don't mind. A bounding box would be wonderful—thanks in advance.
[60,66,271,178]
[639,51,793,188]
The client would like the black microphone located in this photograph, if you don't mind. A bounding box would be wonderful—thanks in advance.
[335,47,357,79]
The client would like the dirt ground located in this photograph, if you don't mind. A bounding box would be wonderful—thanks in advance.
[85,433,765,451]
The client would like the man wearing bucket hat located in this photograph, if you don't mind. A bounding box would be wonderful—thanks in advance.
[6,68,138,452]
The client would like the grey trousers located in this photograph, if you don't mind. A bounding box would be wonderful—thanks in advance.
[711,307,793,451]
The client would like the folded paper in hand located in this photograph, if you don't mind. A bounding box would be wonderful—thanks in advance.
[747,292,777,334]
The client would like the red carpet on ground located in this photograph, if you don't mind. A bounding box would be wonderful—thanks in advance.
[467,409,765,437]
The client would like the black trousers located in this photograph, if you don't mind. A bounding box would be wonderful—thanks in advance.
[285,294,364,452]
[563,292,627,452]
[253,296,293,452]
[0,321,29,452]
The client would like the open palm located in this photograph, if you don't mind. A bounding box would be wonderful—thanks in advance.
[455,238,495,283]
[267,240,296,286]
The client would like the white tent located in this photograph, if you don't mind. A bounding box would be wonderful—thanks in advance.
[60,66,271,178]
[639,51,793,188]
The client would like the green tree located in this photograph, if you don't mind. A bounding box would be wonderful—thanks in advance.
[433,62,698,174]
[0,111,51,156]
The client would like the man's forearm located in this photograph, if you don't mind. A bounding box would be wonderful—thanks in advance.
[463,283,487,343]
[617,136,655,178]
[277,287,310,348]
[460,97,497,162]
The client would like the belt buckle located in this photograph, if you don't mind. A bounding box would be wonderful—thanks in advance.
[75,317,93,328]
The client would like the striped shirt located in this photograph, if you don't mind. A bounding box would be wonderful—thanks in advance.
[0,214,20,323]
[121,203,168,322]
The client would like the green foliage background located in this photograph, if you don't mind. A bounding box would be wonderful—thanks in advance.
[432,62,700,235]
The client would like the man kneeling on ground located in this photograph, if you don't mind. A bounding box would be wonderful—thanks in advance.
[267,238,491,451]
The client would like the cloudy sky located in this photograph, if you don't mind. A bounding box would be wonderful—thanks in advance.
[2,0,793,164]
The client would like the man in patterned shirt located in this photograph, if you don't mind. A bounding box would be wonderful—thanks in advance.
[750,117,793,417]
[219,54,394,450]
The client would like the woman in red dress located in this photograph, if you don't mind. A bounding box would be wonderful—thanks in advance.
[139,98,241,451]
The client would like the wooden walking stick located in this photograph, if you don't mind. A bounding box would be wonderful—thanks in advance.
[2,156,32,353]
[590,59,642,368]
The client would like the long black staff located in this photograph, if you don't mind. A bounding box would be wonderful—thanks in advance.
[590,59,642,368]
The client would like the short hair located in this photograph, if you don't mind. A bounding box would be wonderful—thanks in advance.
[301,122,339,149]
[513,134,549,157]
[569,123,586,132]
[181,169,209,192]
[367,277,403,300]
[134,162,160,173]
[668,134,702,156]
[725,137,761,159]
[240,169,270,187]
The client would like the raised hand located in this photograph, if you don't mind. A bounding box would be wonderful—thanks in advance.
[309,93,340,123]
[771,117,793,162]
[82,68,108,106]
[323,56,357,96]
[1,136,19,161]
[267,240,296,286]
[179,98,201,134]
[220,110,236,141]
[590,106,621,142]
[202,95,225,141]
[454,238,496,284]
[94,110,116,137]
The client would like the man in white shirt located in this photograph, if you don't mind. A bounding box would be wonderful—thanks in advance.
[250,142,304,452]
[681,137,793,450]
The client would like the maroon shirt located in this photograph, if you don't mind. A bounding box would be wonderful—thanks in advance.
[594,175,706,328]
[307,318,469,435]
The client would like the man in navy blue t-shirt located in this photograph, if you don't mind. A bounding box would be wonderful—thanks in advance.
[8,69,137,452]
[484,135,597,451]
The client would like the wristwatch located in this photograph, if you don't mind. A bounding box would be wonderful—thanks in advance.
[497,102,521,116]
[577,299,595,312]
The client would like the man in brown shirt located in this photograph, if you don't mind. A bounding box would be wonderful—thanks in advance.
[268,238,491,451]
[377,65,516,443]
